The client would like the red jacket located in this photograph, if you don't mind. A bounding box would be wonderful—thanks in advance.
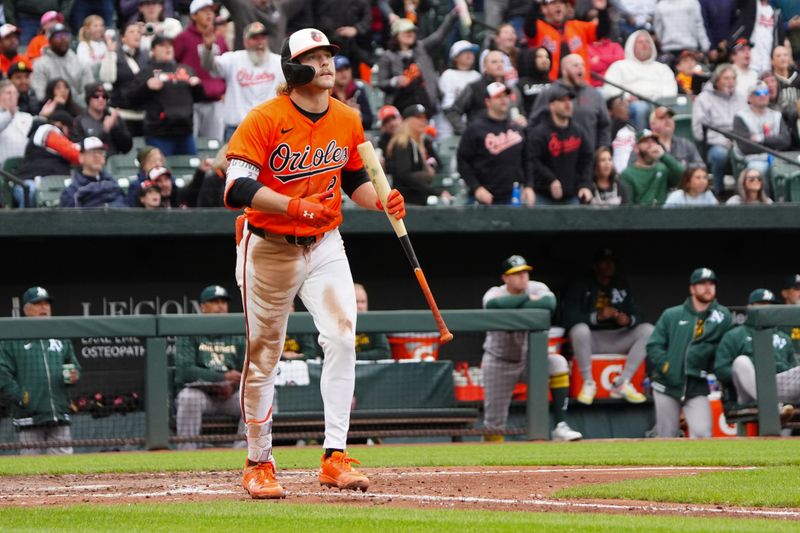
[173,24,227,101]
[588,38,624,87]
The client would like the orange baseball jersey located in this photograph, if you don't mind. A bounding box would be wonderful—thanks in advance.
[226,94,366,236]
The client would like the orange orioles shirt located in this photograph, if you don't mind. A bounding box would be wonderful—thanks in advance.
[226,94,367,237]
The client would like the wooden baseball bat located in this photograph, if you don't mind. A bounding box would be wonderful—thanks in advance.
[357,141,454,344]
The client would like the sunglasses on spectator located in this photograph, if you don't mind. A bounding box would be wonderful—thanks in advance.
[752,88,769,96]
[91,93,108,99]
[745,174,763,181]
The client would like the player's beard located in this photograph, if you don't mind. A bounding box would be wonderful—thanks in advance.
[247,49,267,66]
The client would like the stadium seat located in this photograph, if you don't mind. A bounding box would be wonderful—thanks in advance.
[166,154,202,188]
[132,136,147,150]
[196,137,222,152]
[435,135,461,183]
[673,114,694,143]
[0,157,24,207]
[362,84,386,129]
[36,175,72,207]
[107,153,140,180]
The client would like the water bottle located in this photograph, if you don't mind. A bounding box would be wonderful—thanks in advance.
[511,182,521,206]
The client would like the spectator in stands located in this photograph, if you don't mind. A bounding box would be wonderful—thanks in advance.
[0,23,27,76]
[603,29,678,130]
[98,21,149,138]
[181,143,228,207]
[375,11,458,117]
[525,85,593,205]
[517,46,552,117]
[435,40,481,140]
[482,0,530,46]
[22,11,63,64]
[587,18,624,89]
[621,129,684,204]
[385,103,450,205]
[0,286,80,455]
[733,0,788,75]
[614,0,657,41]
[770,46,800,141]
[129,35,204,156]
[176,0,228,142]
[563,248,652,404]
[2,2,67,45]
[699,0,736,63]
[781,274,800,351]
[143,165,179,208]
[60,136,127,208]
[70,0,114,32]
[760,71,783,112]
[30,24,95,108]
[608,95,636,172]
[376,104,401,155]
[524,0,610,82]
[732,80,791,179]
[127,145,166,206]
[714,288,798,417]
[457,82,532,206]
[730,39,759,100]
[674,50,707,97]
[725,168,772,204]
[313,0,373,70]
[138,180,164,209]
[118,0,175,25]
[353,283,391,360]
[223,0,312,53]
[652,0,710,65]
[0,79,33,173]
[530,54,611,152]
[647,106,705,169]
[648,267,732,438]
[332,54,373,131]
[39,78,83,119]
[590,146,630,205]
[16,110,79,207]
[174,284,245,451]
[72,82,133,157]
[479,23,521,87]
[137,0,183,53]
[75,15,109,73]
[7,61,41,115]
[202,22,283,142]
[663,166,718,206]
[691,63,746,193]
[445,50,526,135]
[481,254,582,442]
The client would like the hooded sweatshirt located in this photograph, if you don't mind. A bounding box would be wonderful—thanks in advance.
[691,78,747,148]
[602,30,678,102]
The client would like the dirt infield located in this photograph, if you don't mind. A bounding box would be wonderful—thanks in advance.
[2,465,799,520]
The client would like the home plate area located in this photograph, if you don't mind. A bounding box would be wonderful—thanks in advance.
[1,466,798,520]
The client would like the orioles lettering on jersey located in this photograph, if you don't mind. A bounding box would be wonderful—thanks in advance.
[269,140,349,183]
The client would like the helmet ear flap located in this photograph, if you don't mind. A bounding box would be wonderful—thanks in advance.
[281,40,316,86]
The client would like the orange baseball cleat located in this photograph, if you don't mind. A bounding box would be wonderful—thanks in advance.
[242,461,286,499]
[319,451,370,492]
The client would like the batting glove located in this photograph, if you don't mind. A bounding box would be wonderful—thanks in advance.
[286,190,337,228]
[376,189,406,220]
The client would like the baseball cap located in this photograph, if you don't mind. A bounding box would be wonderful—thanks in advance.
[23,286,53,305]
[286,28,339,60]
[0,24,20,39]
[748,288,777,305]
[391,18,417,35]
[502,255,533,275]
[690,267,716,285]
[749,80,769,96]
[139,180,161,195]
[189,0,215,15]
[7,61,31,77]
[486,81,511,98]
[40,11,64,26]
[783,274,800,289]
[151,34,175,48]
[244,21,268,39]
[542,0,566,3]
[402,103,428,119]
[731,38,754,52]
[636,128,659,143]
[334,55,351,70]
[47,23,70,39]
[547,84,575,103]
[80,136,108,153]
[652,106,675,119]
[677,49,698,62]
[148,166,172,181]
[378,105,400,123]
[449,39,478,61]
[200,285,231,303]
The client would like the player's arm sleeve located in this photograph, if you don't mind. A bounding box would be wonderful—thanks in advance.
[225,159,265,209]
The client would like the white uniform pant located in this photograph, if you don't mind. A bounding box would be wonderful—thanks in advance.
[175,387,243,450]
[731,355,800,404]
[193,101,225,142]
[652,390,712,438]
[236,228,356,464]
[18,425,73,455]
[569,323,654,384]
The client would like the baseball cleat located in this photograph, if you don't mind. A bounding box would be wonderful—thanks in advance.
[242,460,286,499]
[610,379,647,403]
[551,421,582,441]
[577,381,597,405]
[319,451,370,492]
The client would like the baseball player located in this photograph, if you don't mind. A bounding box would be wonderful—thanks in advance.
[224,28,406,499]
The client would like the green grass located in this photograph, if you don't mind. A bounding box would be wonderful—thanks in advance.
[557,465,800,508]
[0,501,796,533]
[1,439,799,476]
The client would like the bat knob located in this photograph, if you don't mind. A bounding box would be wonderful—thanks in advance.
[439,331,454,344]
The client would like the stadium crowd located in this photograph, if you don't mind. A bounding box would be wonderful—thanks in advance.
[2,0,800,207]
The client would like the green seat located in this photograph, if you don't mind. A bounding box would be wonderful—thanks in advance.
[36,175,71,207]
[196,137,222,152]
[166,154,202,188]
[1,157,24,208]
[435,135,461,185]
[673,114,694,143]
[132,136,147,149]
[767,150,800,201]
[107,153,140,180]
[362,84,385,129]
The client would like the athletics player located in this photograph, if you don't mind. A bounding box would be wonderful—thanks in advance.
[224,28,406,499]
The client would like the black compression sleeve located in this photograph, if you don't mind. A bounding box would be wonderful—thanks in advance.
[342,168,369,197]
[226,178,265,209]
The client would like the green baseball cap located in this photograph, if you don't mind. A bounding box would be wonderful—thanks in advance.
[689,267,716,285]
[502,255,533,275]
[748,288,777,305]
[200,285,231,303]
[22,286,53,305]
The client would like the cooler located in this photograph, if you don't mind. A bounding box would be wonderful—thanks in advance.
[388,332,440,360]
[569,354,646,399]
